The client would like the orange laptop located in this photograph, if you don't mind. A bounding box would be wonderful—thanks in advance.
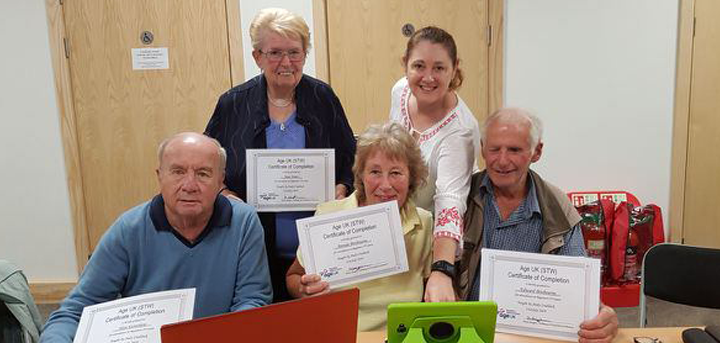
[161,288,359,343]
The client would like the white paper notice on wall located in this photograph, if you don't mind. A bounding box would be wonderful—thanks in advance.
[132,48,169,70]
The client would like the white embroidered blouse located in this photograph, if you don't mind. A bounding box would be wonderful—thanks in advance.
[389,77,480,242]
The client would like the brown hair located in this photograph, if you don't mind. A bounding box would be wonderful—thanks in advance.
[353,122,428,208]
[402,26,464,90]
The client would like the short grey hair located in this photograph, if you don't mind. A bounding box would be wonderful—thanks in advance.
[157,132,227,173]
[481,107,543,149]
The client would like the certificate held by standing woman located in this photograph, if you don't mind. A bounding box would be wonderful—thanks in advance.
[246,149,335,212]
[204,7,355,303]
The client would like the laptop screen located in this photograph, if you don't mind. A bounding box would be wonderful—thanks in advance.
[161,288,359,343]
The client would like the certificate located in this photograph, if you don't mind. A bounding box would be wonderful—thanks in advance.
[73,288,195,343]
[478,249,600,342]
[246,149,335,212]
[296,200,409,288]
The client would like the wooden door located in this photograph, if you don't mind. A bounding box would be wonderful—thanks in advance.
[63,0,232,252]
[325,0,490,132]
[682,0,720,247]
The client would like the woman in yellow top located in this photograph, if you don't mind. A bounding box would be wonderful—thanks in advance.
[286,122,432,331]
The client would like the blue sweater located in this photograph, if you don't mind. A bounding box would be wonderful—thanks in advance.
[40,195,272,342]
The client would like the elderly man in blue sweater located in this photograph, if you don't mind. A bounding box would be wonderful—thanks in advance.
[41,132,272,342]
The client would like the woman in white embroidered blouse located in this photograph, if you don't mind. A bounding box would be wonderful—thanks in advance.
[389,26,480,302]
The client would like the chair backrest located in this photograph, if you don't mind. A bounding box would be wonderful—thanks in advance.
[639,243,720,327]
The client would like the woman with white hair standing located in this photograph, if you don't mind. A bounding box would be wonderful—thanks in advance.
[205,8,356,303]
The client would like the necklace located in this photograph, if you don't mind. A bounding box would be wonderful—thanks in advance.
[267,92,294,108]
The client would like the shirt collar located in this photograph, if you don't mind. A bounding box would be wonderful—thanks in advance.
[400,198,422,235]
[525,176,541,216]
[478,172,493,197]
[479,172,542,216]
[149,194,233,247]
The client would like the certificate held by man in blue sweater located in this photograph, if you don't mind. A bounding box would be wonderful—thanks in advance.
[40,133,273,343]
[72,288,194,343]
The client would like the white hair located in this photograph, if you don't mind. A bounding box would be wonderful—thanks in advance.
[481,107,543,149]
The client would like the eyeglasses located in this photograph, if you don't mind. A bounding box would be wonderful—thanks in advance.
[634,337,662,343]
[259,49,305,62]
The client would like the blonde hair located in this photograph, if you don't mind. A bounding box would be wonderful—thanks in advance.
[353,122,428,207]
[249,8,311,52]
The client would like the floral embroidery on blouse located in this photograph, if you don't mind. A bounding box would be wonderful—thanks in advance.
[434,206,463,241]
[400,84,459,144]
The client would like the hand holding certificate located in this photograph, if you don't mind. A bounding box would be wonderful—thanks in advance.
[478,249,601,342]
[73,288,195,343]
[296,201,409,288]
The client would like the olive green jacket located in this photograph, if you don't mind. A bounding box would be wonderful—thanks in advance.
[455,170,582,300]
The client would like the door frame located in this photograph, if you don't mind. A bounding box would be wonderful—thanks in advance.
[669,0,694,243]
[45,0,89,278]
[44,0,246,278]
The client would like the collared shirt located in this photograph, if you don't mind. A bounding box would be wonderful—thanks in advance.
[149,193,232,248]
[467,174,586,301]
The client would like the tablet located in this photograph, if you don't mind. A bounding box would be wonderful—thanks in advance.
[387,301,497,343]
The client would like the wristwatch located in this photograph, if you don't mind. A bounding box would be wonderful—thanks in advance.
[431,260,456,278]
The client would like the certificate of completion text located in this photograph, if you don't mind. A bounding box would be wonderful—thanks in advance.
[479,249,600,341]
[246,149,335,212]
[296,201,408,288]
[73,288,195,343]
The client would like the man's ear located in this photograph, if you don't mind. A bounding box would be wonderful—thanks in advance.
[531,142,543,163]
